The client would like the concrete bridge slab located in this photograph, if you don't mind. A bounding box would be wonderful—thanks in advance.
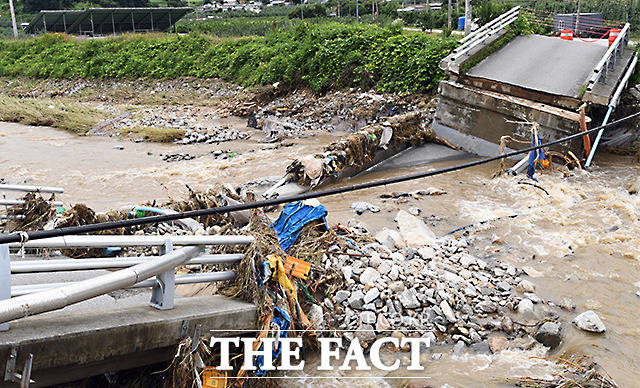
[467,34,607,98]
[0,294,256,387]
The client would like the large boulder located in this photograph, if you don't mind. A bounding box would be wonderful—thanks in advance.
[535,322,562,348]
[572,310,606,333]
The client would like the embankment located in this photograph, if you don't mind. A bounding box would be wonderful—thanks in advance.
[0,23,456,94]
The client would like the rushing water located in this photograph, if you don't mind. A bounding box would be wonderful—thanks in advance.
[2,122,640,386]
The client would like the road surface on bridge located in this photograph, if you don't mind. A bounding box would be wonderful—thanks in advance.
[467,34,607,98]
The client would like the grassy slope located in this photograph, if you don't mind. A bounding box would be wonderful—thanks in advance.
[0,23,457,94]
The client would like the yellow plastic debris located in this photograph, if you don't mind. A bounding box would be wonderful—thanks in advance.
[202,368,227,388]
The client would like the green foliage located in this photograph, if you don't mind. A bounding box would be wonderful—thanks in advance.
[176,16,297,36]
[288,4,328,19]
[0,24,457,94]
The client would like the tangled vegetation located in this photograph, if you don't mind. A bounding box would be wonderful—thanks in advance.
[0,23,457,93]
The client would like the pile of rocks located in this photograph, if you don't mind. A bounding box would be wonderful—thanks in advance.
[175,125,249,144]
[320,210,556,350]
[6,78,242,102]
[161,153,196,163]
[249,89,434,136]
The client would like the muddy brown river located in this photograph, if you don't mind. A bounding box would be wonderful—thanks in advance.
[2,122,640,386]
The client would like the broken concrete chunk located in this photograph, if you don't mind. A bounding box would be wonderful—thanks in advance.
[395,210,436,248]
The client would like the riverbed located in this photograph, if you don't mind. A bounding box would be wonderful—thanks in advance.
[2,122,639,386]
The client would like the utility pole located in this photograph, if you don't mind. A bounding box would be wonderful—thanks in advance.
[575,0,581,35]
[464,0,471,35]
[356,0,359,20]
[447,0,451,29]
[8,0,18,38]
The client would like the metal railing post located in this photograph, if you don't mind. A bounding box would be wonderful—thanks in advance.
[0,245,10,331]
[149,240,175,310]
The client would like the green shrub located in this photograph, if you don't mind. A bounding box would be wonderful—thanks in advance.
[0,23,458,94]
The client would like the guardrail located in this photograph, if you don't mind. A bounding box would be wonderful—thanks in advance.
[446,6,520,64]
[0,184,64,194]
[0,205,254,335]
[0,234,253,328]
[585,23,630,92]
[0,200,63,207]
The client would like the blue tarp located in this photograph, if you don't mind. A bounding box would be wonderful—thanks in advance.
[270,200,327,252]
[526,134,547,181]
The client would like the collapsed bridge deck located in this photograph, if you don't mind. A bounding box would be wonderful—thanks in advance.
[435,7,636,157]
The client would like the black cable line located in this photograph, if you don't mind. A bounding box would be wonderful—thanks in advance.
[1,111,639,245]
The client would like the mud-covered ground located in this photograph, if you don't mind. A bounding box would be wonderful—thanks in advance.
[0,77,435,147]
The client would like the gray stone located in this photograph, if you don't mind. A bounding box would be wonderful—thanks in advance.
[376,314,391,331]
[399,288,421,309]
[440,300,456,323]
[360,267,381,285]
[364,287,380,304]
[351,202,380,215]
[517,279,536,293]
[524,293,541,303]
[496,281,511,292]
[572,310,606,333]
[355,324,376,342]
[453,340,466,354]
[360,311,377,325]
[459,255,476,268]
[375,228,406,250]
[488,336,509,353]
[535,322,562,348]
[389,265,400,281]
[417,246,436,260]
[408,206,421,216]
[341,266,353,282]
[334,290,350,304]
[517,298,535,317]
[308,304,325,329]
[362,303,376,311]
[477,300,498,313]
[348,290,365,309]
[501,316,514,334]
[388,280,406,293]
[469,329,482,343]
[401,315,421,328]
[559,297,576,311]
[377,261,392,276]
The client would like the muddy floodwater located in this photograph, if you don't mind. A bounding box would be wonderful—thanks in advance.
[2,122,640,386]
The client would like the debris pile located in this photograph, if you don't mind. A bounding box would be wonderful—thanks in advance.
[507,355,618,387]
[322,210,549,349]
[3,77,242,102]
[270,111,447,190]
[244,89,435,135]
[104,107,249,144]
[1,193,57,232]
